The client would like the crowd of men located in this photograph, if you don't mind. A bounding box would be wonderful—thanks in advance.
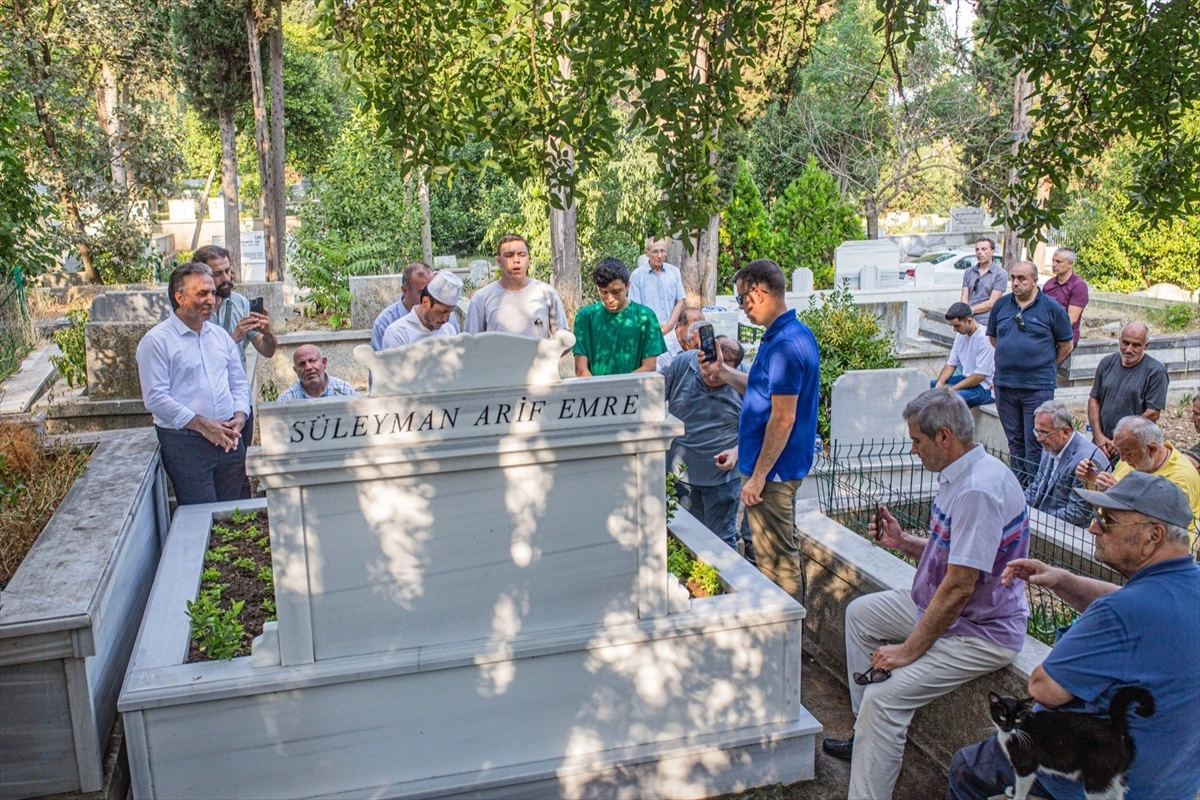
[136,234,1198,800]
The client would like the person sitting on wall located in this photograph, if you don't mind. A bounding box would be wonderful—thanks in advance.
[573,257,666,377]
[371,262,435,350]
[663,333,745,550]
[1075,415,1200,537]
[946,473,1200,800]
[821,388,1030,800]
[278,344,357,401]
[931,302,995,408]
[658,307,705,373]
[1025,400,1110,527]
[1086,322,1169,459]
[380,271,463,349]
[136,262,250,505]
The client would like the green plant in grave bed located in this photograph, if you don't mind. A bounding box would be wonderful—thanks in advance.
[665,464,686,523]
[211,524,231,537]
[205,544,235,563]
[1148,303,1200,333]
[257,565,273,584]
[666,537,691,579]
[201,566,221,583]
[255,536,270,549]
[691,561,722,597]
[49,308,89,388]
[260,381,279,402]
[230,507,256,524]
[186,594,245,660]
[233,556,256,571]
[262,597,276,616]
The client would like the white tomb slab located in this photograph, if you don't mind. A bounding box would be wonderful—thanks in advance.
[213,231,267,280]
[167,198,196,222]
[120,331,820,799]
[830,368,929,451]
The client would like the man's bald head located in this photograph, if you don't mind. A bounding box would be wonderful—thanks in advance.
[292,344,329,393]
[292,343,323,367]
[1010,260,1038,301]
[1118,322,1150,367]
[1011,260,1037,279]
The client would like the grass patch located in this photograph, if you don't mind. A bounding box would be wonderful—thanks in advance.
[0,423,92,587]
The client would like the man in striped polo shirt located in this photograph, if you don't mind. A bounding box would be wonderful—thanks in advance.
[822,388,1030,799]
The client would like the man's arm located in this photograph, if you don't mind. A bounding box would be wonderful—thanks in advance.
[633,355,658,373]
[1142,407,1161,422]
[951,372,986,390]
[1029,665,1075,707]
[972,289,1003,316]
[1066,305,1084,326]
[960,285,970,304]
[1055,339,1074,364]
[1001,558,1118,613]
[934,363,957,387]
[873,565,978,670]
[574,355,592,378]
[699,354,748,394]
[251,323,277,357]
[661,299,684,335]
[742,393,797,506]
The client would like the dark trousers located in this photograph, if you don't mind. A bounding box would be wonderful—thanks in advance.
[741,476,804,602]
[947,736,1054,800]
[676,479,740,550]
[994,385,1054,485]
[156,423,249,506]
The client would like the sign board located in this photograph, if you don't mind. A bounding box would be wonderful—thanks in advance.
[212,232,267,279]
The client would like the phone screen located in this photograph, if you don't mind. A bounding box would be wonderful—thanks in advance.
[698,323,717,363]
[249,296,264,315]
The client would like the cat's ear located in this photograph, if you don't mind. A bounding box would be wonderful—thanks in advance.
[988,692,1001,704]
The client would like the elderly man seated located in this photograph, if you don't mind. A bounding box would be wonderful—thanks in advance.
[658,307,704,372]
[1025,400,1110,527]
[1075,415,1200,536]
[278,344,357,401]
[947,473,1200,800]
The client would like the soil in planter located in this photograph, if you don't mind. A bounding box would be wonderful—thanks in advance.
[187,509,275,662]
[0,423,93,588]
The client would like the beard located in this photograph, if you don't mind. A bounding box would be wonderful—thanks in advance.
[215,282,233,299]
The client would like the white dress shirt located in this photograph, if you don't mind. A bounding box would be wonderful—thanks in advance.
[380,306,454,349]
[628,262,686,324]
[136,313,250,429]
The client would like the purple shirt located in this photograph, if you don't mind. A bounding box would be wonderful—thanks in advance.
[1042,272,1089,344]
[911,445,1029,651]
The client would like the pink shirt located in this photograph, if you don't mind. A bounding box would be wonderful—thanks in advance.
[1043,272,1089,344]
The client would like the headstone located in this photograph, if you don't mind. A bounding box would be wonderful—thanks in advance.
[858,264,881,291]
[948,206,985,233]
[912,263,935,288]
[213,232,267,281]
[349,274,404,330]
[89,291,172,324]
[433,254,457,271]
[85,291,174,400]
[834,240,901,289]
[1134,283,1192,302]
[830,368,928,449]
[206,200,224,221]
[791,268,814,294]
[167,199,197,223]
[467,259,492,284]
[704,309,741,342]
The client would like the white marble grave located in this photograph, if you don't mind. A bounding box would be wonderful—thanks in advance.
[120,331,820,799]
[834,240,901,288]
[830,368,928,449]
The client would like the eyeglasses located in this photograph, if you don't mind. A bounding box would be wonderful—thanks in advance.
[1014,310,1026,332]
[1090,509,1146,533]
[735,286,757,307]
[853,667,892,686]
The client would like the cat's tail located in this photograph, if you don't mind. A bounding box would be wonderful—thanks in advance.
[1109,686,1155,732]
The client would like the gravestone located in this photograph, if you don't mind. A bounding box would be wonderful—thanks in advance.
[834,240,901,288]
[89,291,172,323]
[212,232,267,281]
[913,262,935,288]
[467,259,492,284]
[167,199,196,223]
[206,200,224,221]
[432,254,457,271]
[859,264,881,291]
[948,206,985,233]
[829,368,928,449]
[349,274,404,330]
[85,292,174,400]
[792,267,814,294]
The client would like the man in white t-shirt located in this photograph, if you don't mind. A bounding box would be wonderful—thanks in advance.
[629,238,686,335]
[932,302,995,407]
[380,271,462,349]
[464,234,567,339]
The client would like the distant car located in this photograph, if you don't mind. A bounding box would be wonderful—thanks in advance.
[903,250,973,278]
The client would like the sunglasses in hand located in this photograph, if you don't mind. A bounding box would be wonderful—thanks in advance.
[853,667,892,686]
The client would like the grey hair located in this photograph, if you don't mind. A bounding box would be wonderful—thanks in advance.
[1034,400,1073,432]
[1113,416,1164,449]
[687,320,707,339]
[715,335,744,367]
[902,387,974,442]
[400,261,431,287]
[1053,247,1076,264]
[167,262,212,310]
[1162,522,1192,546]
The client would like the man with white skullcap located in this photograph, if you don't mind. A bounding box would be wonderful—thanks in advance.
[380,271,463,349]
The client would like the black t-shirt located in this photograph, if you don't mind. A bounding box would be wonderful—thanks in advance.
[1089,353,1169,438]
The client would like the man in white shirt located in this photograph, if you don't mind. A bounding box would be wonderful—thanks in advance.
[136,262,251,505]
[629,238,686,335]
[657,307,704,372]
[278,344,357,401]
[932,302,995,407]
[371,262,435,350]
[464,234,567,338]
[380,270,462,349]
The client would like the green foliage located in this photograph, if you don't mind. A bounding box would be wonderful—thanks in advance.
[1150,304,1200,333]
[230,507,257,525]
[49,309,88,388]
[665,535,725,597]
[666,536,692,579]
[665,464,686,523]
[0,81,56,280]
[257,565,273,584]
[233,556,256,572]
[205,544,235,564]
[260,381,280,402]
[255,536,270,549]
[170,0,251,122]
[261,597,276,618]
[576,128,664,277]
[719,158,775,289]
[0,452,25,507]
[186,591,245,661]
[771,157,864,288]
[428,141,523,255]
[201,567,221,583]
[292,112,422,327]
[691,561,722,598]
[278,16,351,178]
[797,286,901,439]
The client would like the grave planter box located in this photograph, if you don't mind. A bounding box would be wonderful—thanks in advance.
[0,430,169,800]
[120,334,820,799]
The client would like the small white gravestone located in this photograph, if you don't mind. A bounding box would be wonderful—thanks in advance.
[830,368,928,449]
[212,231,267,280]
[834,240,901,288]
[467,259,492,284]
[792,267,814,294]
[433,254,457,271]
[167,198,197,223]
[913,262,935,288]
[859,264,881,291]
[948,206,986,233]
[206,200,224,221]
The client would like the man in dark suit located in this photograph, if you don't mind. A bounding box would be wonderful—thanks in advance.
[1025,400,1110,527]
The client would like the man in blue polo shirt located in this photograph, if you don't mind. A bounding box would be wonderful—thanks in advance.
[947,472,1200,800]
[705,259,819,600]
[988,261,1074,484]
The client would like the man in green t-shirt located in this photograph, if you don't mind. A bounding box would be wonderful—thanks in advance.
[574,257,666,377]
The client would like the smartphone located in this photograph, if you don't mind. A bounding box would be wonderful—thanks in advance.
[249,296,265,315]
[873,506,885,540]
[698,323,717,364]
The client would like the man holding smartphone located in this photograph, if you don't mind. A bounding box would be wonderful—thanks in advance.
[194,245,278,371]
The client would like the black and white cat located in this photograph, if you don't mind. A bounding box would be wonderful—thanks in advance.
[988,687,1155,800]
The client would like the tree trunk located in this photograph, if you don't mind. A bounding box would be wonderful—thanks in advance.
[218,106,242,271]
[680,234,704,308]
[418,168,433,265]
[269,0,287,279]
[191,161,219,252]
[865,195,879,239]
[700,212,719,301]
[246,6,278,281]
[1002,69,1033,273]
[549,191,581,322]
[97,62,128,190]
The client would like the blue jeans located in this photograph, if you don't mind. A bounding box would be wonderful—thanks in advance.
[994,385,1055,485]
[929,375,994,408]
[947,736,1053,800]
[156,423,250,506]
[676,480,740,549]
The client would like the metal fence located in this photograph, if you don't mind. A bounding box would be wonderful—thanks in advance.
[0,267,33,383]
[814,438,1134,644]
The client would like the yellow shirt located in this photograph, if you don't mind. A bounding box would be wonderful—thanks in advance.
[1112,444,1200,537]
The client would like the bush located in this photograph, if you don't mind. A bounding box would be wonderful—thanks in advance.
[719,157,775,291]
[49,307,88,388]
[771,156,864,289]
[797,285,900,439]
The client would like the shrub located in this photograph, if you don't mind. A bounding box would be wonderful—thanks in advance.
[1149,303,1200,332]
[797,285,900,439]
[771,156,864,289]
[49,307,88,388]
[719,157,775,291]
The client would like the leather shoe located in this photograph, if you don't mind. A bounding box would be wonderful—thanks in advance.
[822,735,854,760]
